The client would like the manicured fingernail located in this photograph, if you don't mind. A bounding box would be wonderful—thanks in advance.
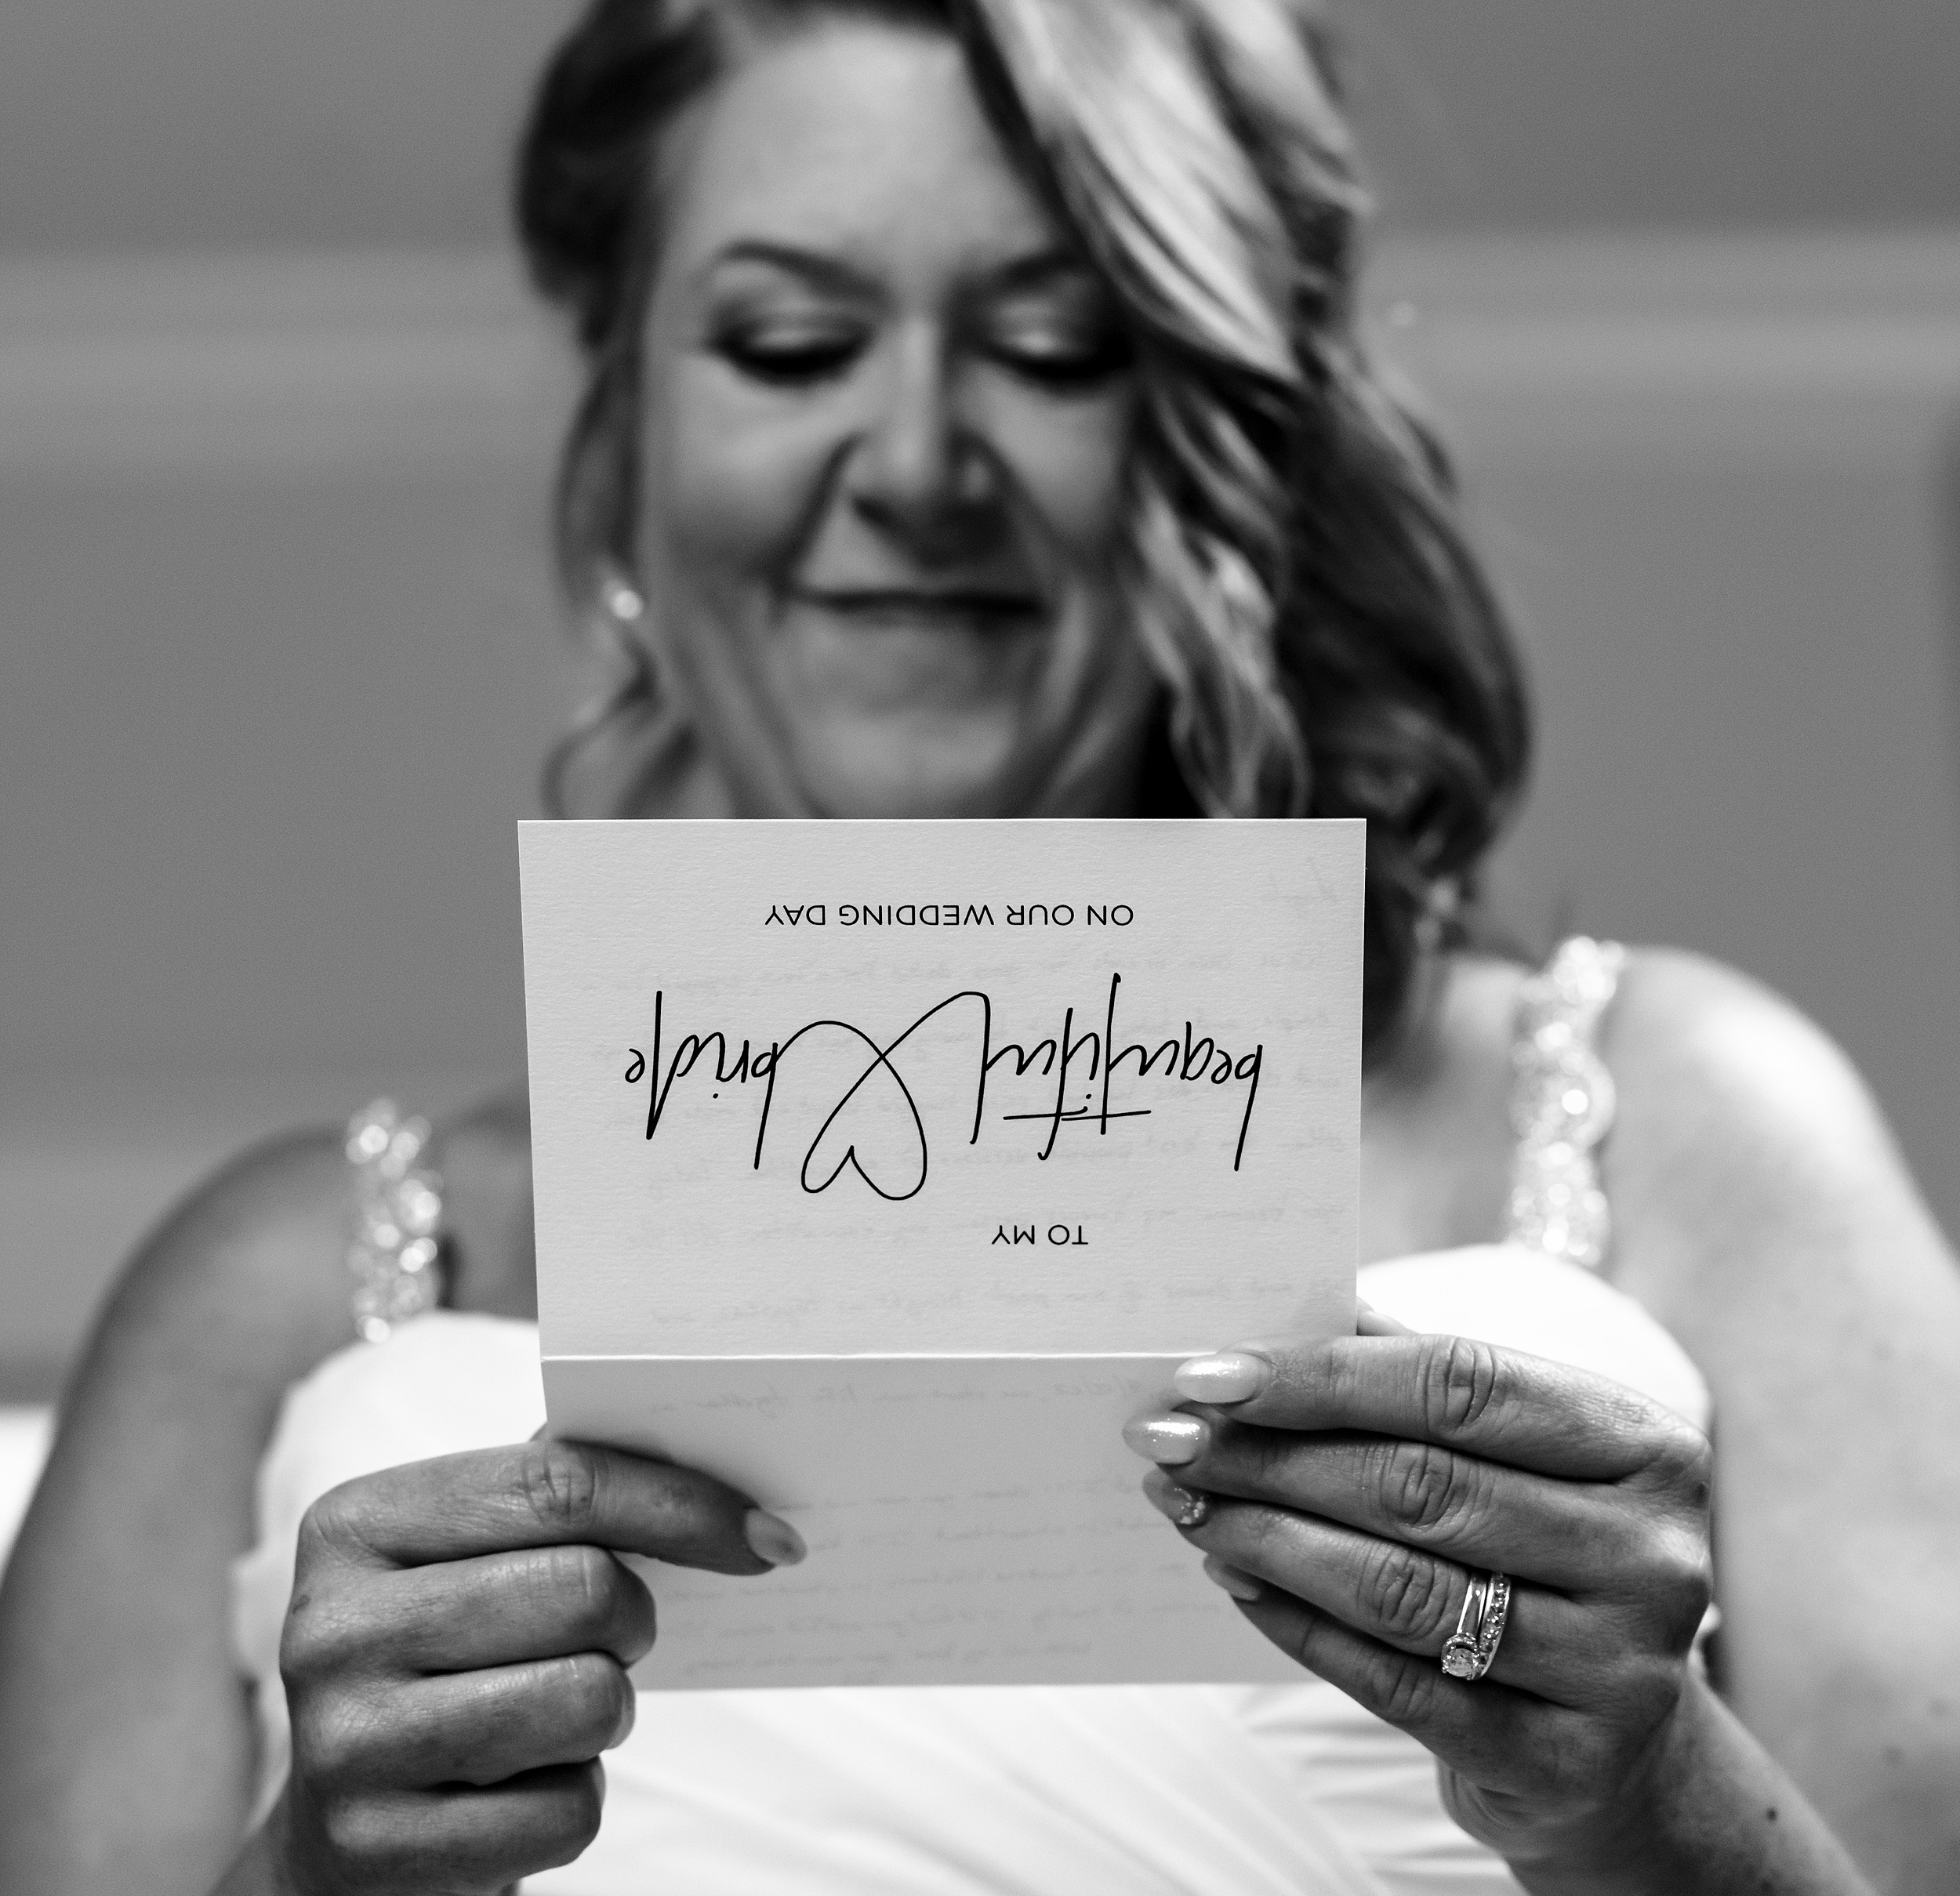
[1203,1556,1263,1603]
[1143,1475,1211,1528]
[1122,1412,1207,1465]
[742,1508,807,1568]
[1173,1350,1272,1405]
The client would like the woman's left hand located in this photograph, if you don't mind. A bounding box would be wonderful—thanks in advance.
[1124,1329,1718,1877]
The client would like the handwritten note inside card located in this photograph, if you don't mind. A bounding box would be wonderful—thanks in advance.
[521,818,1363,1688]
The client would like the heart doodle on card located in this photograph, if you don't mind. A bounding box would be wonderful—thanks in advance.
[797,1031,931,1202]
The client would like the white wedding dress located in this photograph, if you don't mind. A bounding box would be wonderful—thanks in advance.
[230,941,1711,1894]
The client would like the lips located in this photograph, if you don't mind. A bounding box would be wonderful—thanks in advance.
[788,585,1044,627]
[779,578,1051,716]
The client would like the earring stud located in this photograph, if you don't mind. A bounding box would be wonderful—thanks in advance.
[602,577,645,622]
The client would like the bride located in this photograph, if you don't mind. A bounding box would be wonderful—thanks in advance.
[2,2,1955,1891]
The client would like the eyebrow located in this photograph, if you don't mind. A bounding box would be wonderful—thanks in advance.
[982,245,1099,295]
[701,241,876,297]
[698,239,1099,299]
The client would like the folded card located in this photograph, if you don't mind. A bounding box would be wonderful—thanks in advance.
[520,817,1363,1688]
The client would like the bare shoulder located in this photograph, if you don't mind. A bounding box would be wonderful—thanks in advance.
[67,1125,361,1420]
[1602,945,1958,1351]
[1606,947,1907,1234]
[70,1084,537,1414]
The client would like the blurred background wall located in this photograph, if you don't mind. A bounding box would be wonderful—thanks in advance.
[3,1,1959,1394]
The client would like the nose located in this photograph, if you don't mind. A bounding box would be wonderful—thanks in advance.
[844,326,999,558]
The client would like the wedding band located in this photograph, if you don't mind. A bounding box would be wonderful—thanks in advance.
[1479,1572,1512,1662]
[1441,1569,1511,1681]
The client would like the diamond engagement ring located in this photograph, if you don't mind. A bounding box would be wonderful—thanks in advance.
[1441,1569,1512,1681]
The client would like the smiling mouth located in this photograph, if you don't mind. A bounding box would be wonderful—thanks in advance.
[790,586,1044,628]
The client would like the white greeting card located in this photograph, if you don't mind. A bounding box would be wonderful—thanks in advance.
[519,818,1363,1688]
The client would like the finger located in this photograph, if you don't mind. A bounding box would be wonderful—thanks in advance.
[1160,1415,1633,1586]
[438,1762,610,1883]
[313,1762,607,1890]
[379,1543,657,1674]
[1356,1299,1413,1338]
[303,1441,803,1577]
[1173,1333,1695,1483]
[1174,1480,1599,1702]
[318,1652,635,1789]
[1226,1586,1585,1801]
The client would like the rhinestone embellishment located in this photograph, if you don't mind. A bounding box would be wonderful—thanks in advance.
[347,1098,446,1343]
[1505,938,1628,1271]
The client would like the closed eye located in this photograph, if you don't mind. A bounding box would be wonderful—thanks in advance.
[712,324,867,388]
[987,331,1134,392]
[977,290,1134,393]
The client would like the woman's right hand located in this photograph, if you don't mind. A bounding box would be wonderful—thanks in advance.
[243,1438,801,1895]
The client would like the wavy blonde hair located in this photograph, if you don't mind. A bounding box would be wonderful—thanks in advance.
[517,0,1530,1049]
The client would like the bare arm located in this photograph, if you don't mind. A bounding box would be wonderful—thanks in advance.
[1608,952,1960,1894]
[2,1099,789,1896]
[0,1130,358,1895]
[1132,1321,1874,1894]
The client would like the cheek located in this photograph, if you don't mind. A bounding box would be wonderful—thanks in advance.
[643,365,837,589]
[969,380,1134,566]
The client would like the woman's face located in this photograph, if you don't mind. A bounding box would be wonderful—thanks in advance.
[634,16,1157,818]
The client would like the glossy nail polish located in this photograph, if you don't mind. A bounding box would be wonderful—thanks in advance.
[742,1508,808,1568]
[1173,1350,1272,1405]
[1203,1557,1263,1603]
[1122,1412,1207,1465]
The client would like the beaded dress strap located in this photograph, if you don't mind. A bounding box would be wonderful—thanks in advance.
[345,1099,448,1341]
[1503,937,1628,1271]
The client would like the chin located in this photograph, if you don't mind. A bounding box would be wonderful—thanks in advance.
[787,712,1047,819]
